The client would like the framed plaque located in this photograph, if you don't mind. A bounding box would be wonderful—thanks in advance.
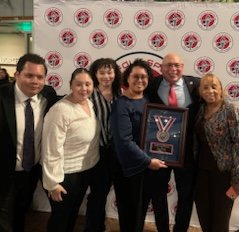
[140,103,188,167]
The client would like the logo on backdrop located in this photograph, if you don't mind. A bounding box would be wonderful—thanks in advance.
[181,32,201,52]
[117,31,136,50]
[212,32,233,53]
[230,12,239,31]
[226,58,239,78]
[148,32,168,51]
[46,73,63,90]
[45,51,63,69]
[194,57,214,76]
[134,10,153,29]
[44,7,63,26]
[74,52,92,69]
[116,51,163,77]
[197,10,218,30]
[59,29,77,47]
[74,8,92,27]
[225,82,239,101]
[165,10,185,30]
[90,30,108,48]
[104,9,122,28]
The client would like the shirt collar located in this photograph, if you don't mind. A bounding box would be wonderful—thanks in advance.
[162,78,183,87]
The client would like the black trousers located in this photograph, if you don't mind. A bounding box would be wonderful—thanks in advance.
[194,168,233,232]
[112,161,145,232]
[47,163,101,232]
[143,166,196,232]
[0,164,41,232]
[84,146,112,232]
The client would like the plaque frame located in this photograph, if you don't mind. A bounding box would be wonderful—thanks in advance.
[140,103,188,167]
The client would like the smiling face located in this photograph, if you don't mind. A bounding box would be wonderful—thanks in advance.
[96,66,115,88]
[15,62,46,97]
[161,53,184,84]
[199,74,223,104]
[127,66,149,95]
[70,72,93,103]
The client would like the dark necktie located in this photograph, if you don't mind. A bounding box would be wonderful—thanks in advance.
[22,98,35,172]
[168,84,178,107]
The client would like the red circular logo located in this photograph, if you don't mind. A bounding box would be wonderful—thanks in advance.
[74,52,92,69]
[148,32,167,51]
[46,73,63,90]
[198,11,218,30]
[165,10,185,30]
[117,31,136,50]
[134,10,153,29]
[74,8,92,27]
[45,51,63,69]
[212,33,233,53]
[194,57,214,76]
[226,58,239,78]
[44,7,63,26]
[231,12,239,31]
[225,82,239,101]
[90,30,108,48]
[59,29,77,47]
[104,9,122,28]
[181,32,201,52]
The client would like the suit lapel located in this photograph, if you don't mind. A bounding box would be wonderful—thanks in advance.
[3,85,17,146]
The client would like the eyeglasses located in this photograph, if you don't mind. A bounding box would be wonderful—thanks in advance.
[130,74,148,80]
[163,63,183,69]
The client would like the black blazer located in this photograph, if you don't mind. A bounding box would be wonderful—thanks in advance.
[146,75,200,165]
[0,83,58,190]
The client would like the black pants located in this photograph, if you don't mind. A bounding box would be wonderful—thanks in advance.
[112,161,145,232]
[194,169,233,232]
[0,164,41,232]
[84,146,112,232]
[143,166,196,232]
[47,163,100,232]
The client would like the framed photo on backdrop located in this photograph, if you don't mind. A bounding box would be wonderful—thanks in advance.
[140,103,188,167]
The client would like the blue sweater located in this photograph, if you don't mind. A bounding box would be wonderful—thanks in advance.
[110,95,151,177]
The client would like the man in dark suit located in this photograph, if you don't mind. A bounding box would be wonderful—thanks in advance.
[143,53,200,232]
[0,53,58,232]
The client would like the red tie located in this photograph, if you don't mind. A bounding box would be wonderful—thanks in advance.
[168,84,178,107]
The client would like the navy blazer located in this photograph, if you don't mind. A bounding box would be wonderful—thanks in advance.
[0,83,58,190]
[146,75,200,165]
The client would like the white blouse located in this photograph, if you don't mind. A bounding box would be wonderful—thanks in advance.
[42,97,100,191]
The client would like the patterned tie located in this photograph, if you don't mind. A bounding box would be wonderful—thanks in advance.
[22,98,35,172]
[168,84,178,107]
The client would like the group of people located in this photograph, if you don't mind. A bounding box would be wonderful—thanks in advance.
[0,52,238,232]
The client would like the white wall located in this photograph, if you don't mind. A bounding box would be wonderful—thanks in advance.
[0,0,33,17]
[0,33,25,77]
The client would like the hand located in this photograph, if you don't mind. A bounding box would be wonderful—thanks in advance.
[226,186,239,201]
[48,184,67,202]
[148,158,168,170]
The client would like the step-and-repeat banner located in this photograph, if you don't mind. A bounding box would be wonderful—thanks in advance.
[34,0,239,229]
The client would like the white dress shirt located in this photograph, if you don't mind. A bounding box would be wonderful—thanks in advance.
[15,83,47,171]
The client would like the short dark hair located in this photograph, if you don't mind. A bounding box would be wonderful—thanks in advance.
[16,53,48,75]
[122,59,153,87]
[89,58,121,96]
[70,68,91,86]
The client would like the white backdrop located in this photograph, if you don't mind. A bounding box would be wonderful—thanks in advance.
[33,0,239,229]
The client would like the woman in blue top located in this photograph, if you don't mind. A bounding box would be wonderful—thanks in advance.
[111,59,167,232]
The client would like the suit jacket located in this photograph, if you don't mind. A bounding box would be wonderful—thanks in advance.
[0,83,58,190]
[146,75,200,165]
